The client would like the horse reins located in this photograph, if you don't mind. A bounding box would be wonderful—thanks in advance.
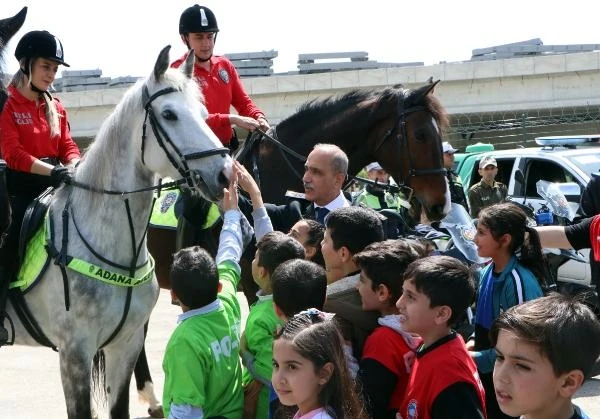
[237,91,446,195]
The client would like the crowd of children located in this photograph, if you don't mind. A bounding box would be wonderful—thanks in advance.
[161,165,600,419]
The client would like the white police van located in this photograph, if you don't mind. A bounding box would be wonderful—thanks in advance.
[459,135,600,287]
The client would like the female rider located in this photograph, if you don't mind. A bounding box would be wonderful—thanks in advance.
[0,30,80,344]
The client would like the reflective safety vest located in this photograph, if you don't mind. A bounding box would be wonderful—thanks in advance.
[149,189,221,230]
[149,190,179,229]
[353,189,410,211]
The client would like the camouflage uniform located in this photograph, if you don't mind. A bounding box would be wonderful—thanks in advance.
[468,180,507,218]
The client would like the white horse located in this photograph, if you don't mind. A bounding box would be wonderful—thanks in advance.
[3,46,231,418]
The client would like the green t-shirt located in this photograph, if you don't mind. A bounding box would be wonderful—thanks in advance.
[162,260,243,418]
[242,295,283,419]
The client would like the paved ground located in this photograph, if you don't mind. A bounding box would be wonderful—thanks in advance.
[1,289,599,418]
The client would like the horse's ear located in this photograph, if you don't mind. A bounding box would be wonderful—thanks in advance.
[412,80,440,102]
[153,45,171,82]
[181,49,195,79]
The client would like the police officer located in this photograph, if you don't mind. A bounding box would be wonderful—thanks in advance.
[172,4,269,152]
[468,156,507,218]
[352,162,411,238]
[353,162,409,212]
[442,142,469,212]
[0,30,80,344]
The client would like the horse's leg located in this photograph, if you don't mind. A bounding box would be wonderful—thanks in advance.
[59,342,94,419]
[103,329,145,419]
[133,324,163,418]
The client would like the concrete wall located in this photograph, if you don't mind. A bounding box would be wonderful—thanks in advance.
[57,51,600,141]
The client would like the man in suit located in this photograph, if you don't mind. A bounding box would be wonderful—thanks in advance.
[266,143,350,232]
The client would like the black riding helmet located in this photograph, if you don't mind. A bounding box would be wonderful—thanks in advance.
[15,30,70,67]
[179,5,219,34]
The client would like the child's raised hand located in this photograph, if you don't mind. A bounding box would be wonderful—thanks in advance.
[234,161,259,195]
[222,171,239,212]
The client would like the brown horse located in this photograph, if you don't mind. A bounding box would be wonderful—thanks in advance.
[148,81,450,289]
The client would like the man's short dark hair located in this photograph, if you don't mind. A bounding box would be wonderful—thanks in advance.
[256,231,305,275]
[353,239,428,303]
[404,255,476,325]
[272,259,327,318]
[326,206,384,254]
[170,246,218,309]
[491,293,600,379]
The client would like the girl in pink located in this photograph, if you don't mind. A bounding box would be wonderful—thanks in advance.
[272,309,368,419]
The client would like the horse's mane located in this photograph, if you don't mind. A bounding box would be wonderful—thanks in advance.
[280,86,449,134]
[374,87,450,134]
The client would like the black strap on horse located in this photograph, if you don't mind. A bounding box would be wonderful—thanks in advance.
[141,86,229,190]
[372,94,447,181]
[235,126,307,190]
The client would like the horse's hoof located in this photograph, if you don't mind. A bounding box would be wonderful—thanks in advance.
[148,406,165,418]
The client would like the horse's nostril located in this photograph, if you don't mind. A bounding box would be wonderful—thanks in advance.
[218,171,229,189]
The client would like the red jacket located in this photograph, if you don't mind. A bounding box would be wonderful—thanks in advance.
[401,334,486,419]
[0,86,80,172]
[171,53,265,145]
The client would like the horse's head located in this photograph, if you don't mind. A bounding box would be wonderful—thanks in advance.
[370,82,450,221]
[0,7,27,114]
[141,46,232,201]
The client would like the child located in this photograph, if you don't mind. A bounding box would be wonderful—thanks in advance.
[272,258,328,321]
[162,176,244,418]
[397,256,486,419]
[272,310,369,419]
[353,240,426,419]
[288,218,326,267]
[491,294,600,419]
[242,231,305,419]
[470,202,546,418]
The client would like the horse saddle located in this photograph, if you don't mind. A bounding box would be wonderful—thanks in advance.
[19,187,54,261]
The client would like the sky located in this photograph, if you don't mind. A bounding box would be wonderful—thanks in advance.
[4,1,600,79]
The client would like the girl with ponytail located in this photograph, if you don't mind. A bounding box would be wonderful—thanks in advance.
[468,202,546,419]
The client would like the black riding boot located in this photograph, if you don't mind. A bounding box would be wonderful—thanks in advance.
[0,266,9,345]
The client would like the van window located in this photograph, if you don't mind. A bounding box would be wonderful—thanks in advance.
[523,159,574,197]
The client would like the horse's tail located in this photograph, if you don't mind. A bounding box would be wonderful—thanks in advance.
[91,350,108,413]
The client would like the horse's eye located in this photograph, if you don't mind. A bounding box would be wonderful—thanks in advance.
[162,109,178,121]
[415,131,426,142]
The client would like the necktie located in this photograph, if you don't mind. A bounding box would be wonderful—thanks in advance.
[315,207,330,225]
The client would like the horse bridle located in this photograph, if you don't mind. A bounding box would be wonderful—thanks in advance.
[372,93,447,184]
[141,85,229,190]
[237,93,446,194]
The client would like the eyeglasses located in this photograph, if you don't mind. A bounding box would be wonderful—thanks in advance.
[482,166,497,171]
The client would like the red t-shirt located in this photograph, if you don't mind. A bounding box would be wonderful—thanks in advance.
[171,53,265,145]
[0,86,80,172]
[362,326,415,411]
[401,334,486,419]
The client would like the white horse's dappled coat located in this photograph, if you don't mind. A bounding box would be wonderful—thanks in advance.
[5,46,232,418]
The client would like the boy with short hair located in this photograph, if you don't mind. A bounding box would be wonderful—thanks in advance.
[354,240,427,419]
[242,231,305,419]
[162,178,244,419]
[397,256,486,419]
[321,206,384,371]
[271,258,328,321]
[491,293,600,419]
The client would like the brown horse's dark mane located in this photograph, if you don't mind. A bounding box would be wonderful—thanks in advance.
[281,86,449,135]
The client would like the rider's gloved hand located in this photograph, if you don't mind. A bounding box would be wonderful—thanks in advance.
[50,165,73,187]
